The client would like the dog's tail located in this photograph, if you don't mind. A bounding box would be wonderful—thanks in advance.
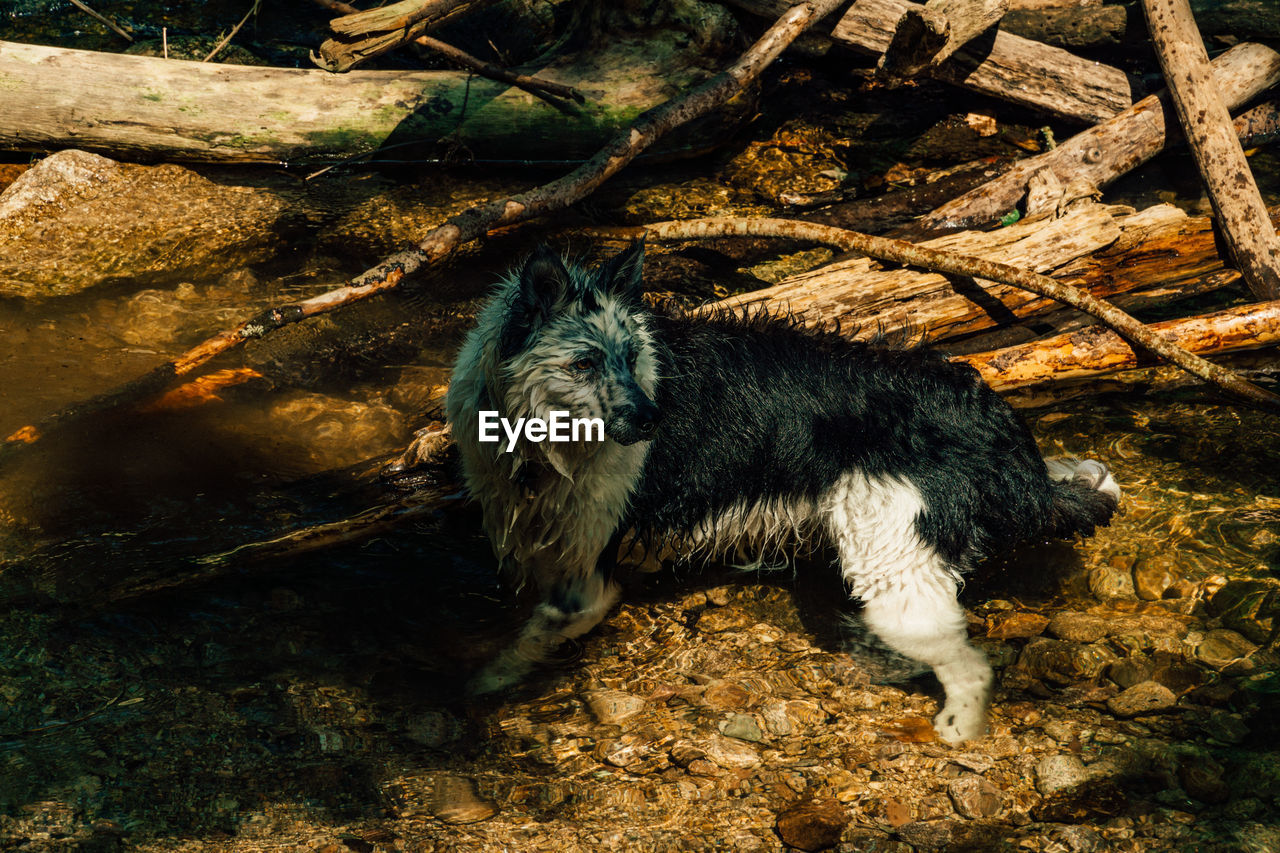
[1043,457,1121,538]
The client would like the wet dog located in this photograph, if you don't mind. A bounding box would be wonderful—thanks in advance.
[445,241,1119,743]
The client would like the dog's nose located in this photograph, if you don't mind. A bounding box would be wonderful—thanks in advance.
[636,402,661,436]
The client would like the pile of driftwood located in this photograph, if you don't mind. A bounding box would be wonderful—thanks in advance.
[3,0,1280,463]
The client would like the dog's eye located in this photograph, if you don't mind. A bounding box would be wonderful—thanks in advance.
[572,358,596,372]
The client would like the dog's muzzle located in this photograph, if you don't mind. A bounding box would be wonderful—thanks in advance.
[605,398,662,445]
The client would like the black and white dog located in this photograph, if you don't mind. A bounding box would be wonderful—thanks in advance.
[445,241,1119,743]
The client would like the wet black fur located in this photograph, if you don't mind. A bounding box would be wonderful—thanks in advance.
[624,306,1117,565]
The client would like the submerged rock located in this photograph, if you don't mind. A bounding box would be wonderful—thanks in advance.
[1036,755,1091,796]
[775,798,849,851]
[1106,681,1177,717]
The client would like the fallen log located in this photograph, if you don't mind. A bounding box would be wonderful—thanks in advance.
[1142,0,1280,301]
[727,0,1135,122]
[878,0,1009,81]
[911,42,1280,236]
[314,0,502,72]
[959,300,1280,391]
[0,39,731,164]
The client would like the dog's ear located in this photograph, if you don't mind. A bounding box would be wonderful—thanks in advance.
[518,243,573,318]
[599,238,646,302]
[499,244,572,359]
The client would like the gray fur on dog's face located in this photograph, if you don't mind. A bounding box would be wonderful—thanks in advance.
[499,243,661,445]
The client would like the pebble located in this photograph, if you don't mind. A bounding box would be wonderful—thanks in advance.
[761,700,794,736]
[702,735,761,769]
[1047,824,1104,853]
[894,820,954,851]
[720,713,763,743]
[1132,555,1178,601]
[1195,628,1259,670]
[703,680,751,710]
[1106,681,1176,717]
[1107,656,1154,689]
[1020,639,1115,684]
[776,798,850,851]
[1047,612,1111,643]
[1177,758,1230,804]
[705,586,734,606]
[1036,755,1091,796]
[985,612,1050,639]
[1202,711,1250,744]
[584,689,646,724]
[1089,565,1135,600]
[1207,579,1280,644]
[429,775,498,824]
[697,608,754,633]
[947,775,1003,819]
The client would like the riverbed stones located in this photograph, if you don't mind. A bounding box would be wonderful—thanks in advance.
[702,735,761,769]
[720,713,763,742]
[1192,625,1254,671]
[986,612,1050,639]
[1208,579,1280,644]
[947,775,1003,819]
[1019,639,1115,683]
[1106,681,1177,717]
[584,689,646,724]
[1133,555,1178,600]
[1047,611,1111,643]
[1036,755,1091,796]
[775,797,849,851]
[428,775,498,824]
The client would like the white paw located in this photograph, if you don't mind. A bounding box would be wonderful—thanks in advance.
[934,704,987,745]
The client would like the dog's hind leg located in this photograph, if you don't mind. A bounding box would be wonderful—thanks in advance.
[469,566,621,696]
[825,473,992,745]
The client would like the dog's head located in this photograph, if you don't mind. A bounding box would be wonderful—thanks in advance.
[496,241,661,446]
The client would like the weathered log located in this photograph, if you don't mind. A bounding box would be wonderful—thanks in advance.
[1237,99,1280,149]
[0,39,729,164]
[726,0,1135,122]
[878,0,1009,81]
[1142,0,1280,301]
[912,42,1280,236]
[1000,5,1131,48]
[314,0,502,72]
[959,300,1280,391]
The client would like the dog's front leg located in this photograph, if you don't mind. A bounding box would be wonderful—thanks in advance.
[468,564,621,696]
[859,574,992,745]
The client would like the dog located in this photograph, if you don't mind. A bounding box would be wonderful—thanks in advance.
[445,241,1120,744]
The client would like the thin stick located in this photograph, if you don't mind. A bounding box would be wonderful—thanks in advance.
[311,0,583,107]
[203,0,261,63]
[1141,0,1280,300]
[639,217,1280,409]
[0,0,840,460]
[68,0,133,42]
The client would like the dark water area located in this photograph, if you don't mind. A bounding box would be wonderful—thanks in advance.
[3,3,1280,851]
